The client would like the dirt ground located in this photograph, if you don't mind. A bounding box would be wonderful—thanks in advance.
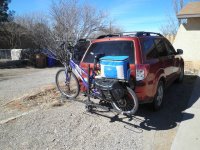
[0,74,198,150]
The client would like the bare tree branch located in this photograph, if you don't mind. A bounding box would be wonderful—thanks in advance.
[160,0,187,37]
[8,0,118,63]
[0,22,28,48]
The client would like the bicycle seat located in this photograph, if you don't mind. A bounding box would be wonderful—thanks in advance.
[90,52,105,62]
[94,53,105,60]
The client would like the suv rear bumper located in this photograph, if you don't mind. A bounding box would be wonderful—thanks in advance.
[135,80,155,104]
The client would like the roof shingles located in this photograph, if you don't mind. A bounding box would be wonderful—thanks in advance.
[177,2,200,19]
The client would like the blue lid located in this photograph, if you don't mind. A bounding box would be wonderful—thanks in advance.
[100,56,129,61]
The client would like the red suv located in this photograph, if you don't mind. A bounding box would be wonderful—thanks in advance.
[80,32,184,110]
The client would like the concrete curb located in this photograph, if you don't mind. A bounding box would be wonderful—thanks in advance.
[171,73,200,150]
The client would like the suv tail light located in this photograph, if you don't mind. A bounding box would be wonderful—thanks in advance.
[136,64,150,81]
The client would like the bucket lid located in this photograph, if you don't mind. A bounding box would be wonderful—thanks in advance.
[100,56,129,61]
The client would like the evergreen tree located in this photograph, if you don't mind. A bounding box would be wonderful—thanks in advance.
[0,0,14,22]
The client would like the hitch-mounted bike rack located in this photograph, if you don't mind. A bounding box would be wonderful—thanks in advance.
[85,64,122,114]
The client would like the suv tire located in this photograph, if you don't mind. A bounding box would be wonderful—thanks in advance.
[152,81,164,111]
[176,66,184,83]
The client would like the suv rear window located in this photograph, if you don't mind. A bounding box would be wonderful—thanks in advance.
[83,41,135,64]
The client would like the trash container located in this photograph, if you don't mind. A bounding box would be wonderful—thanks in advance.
[47,57,56,67]
[35,54,46,68]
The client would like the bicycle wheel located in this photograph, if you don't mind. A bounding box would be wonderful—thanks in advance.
[56,69,80,99]
[111,87,138,115]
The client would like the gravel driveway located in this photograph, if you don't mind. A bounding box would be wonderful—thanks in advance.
[0,101,143,150]
[0,67,61,106]
[0,71,198,150]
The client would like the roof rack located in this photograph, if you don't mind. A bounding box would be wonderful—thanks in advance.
[96,34,121,39]
[96,31,163,39]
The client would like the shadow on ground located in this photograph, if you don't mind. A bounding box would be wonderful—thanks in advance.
[91,75,199,131]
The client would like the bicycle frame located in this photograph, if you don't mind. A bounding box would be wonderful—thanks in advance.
[64,59,94,90]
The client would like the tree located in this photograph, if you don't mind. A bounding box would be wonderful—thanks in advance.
[45,0,111,62]
[3,0,120,63]
[0,0,17,48]
[160,0,186,37]
[0,22,31,48]
[14,0,109,62]
[160,15,179,37]
[50,0,107,43]
[0,0,14,22]
[173,0,185,26]
[0,13,47,49]
[15,13,53,49]
[89,21,123,39]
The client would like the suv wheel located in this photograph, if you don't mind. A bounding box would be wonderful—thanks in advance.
[176,66,184,83]
[152,81,164,111]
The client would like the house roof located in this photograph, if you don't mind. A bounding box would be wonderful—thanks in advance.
[177,2,200,19]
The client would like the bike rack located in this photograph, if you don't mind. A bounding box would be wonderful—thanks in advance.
[85,64,123,114]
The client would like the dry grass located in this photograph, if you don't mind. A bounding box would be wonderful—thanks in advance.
[184,61,200,75]
[5,85,62,111]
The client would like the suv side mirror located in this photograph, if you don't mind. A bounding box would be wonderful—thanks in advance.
[177,49,183,55]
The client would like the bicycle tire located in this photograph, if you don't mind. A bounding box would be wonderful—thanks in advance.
[111,87,138,115]
[55,69,80,99]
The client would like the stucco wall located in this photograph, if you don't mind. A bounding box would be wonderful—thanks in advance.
[173,18,200,62]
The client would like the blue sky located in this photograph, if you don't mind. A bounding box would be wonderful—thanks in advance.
[9,0,188,32]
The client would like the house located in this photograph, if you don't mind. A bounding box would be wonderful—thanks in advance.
[173,2,200,70]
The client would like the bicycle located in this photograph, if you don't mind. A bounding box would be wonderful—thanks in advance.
[55,42,139,115]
